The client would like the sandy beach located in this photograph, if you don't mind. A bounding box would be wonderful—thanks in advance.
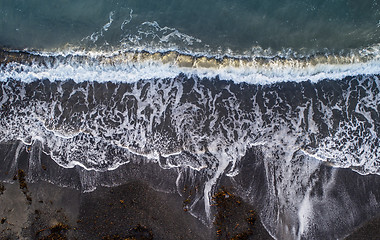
[0,177,273,240]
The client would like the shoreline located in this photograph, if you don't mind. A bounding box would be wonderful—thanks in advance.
[2,173,380,239]
[0,143,380,239]
[0,179,273,239]
[2,47,380,86]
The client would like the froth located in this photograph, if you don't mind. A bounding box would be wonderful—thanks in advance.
[1,49,380,84]
[1,74,380,239]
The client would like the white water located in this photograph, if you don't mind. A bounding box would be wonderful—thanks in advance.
[2,47,380,85]
[1,50,380,239]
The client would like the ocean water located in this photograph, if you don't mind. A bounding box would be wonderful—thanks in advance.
[1,0,380,54]
[1,0,380,239]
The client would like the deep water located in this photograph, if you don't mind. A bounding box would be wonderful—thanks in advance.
[1,0,380,54]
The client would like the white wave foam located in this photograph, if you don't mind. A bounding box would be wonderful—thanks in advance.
[1,49,380,85]
[121,9,133,30]
[82,11,115,43]
[1,72,380,239]
[137,21,202,46]
[79,8,203,53]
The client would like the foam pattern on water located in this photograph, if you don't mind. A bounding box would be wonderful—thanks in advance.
[81,10,204,53]
[1,55,380,238]
[1,76,376,174]
[1,49,380,85]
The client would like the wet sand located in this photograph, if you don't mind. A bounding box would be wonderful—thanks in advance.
[0,178,273,240]
[1,143,380,239]
[344,215,380,240]
[0,141,273,239]
[0,180,206,239]
[2,177,380,240]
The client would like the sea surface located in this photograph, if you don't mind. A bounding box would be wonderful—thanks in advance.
[1,0,380,239]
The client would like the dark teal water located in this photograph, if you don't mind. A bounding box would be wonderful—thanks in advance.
[1,0,379,55]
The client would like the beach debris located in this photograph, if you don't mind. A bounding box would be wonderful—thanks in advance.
[212,187,256,240]
[0,183,5,195]
[16,169,32,204]
[246,210,255,226]
[182,185,198,212]
[36,222,70,240]
[102,224,153,240]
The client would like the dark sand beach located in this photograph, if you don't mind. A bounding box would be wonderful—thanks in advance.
[0,147,273,240]
[345,215,380,240]
[2,172,380,240]
[0,179,273,240]
[1,144,380,239]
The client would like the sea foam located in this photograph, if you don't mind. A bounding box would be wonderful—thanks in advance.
[1,48,380,85]
[1,48,380,239]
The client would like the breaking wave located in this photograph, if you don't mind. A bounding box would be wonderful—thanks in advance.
[1,46,380,84]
